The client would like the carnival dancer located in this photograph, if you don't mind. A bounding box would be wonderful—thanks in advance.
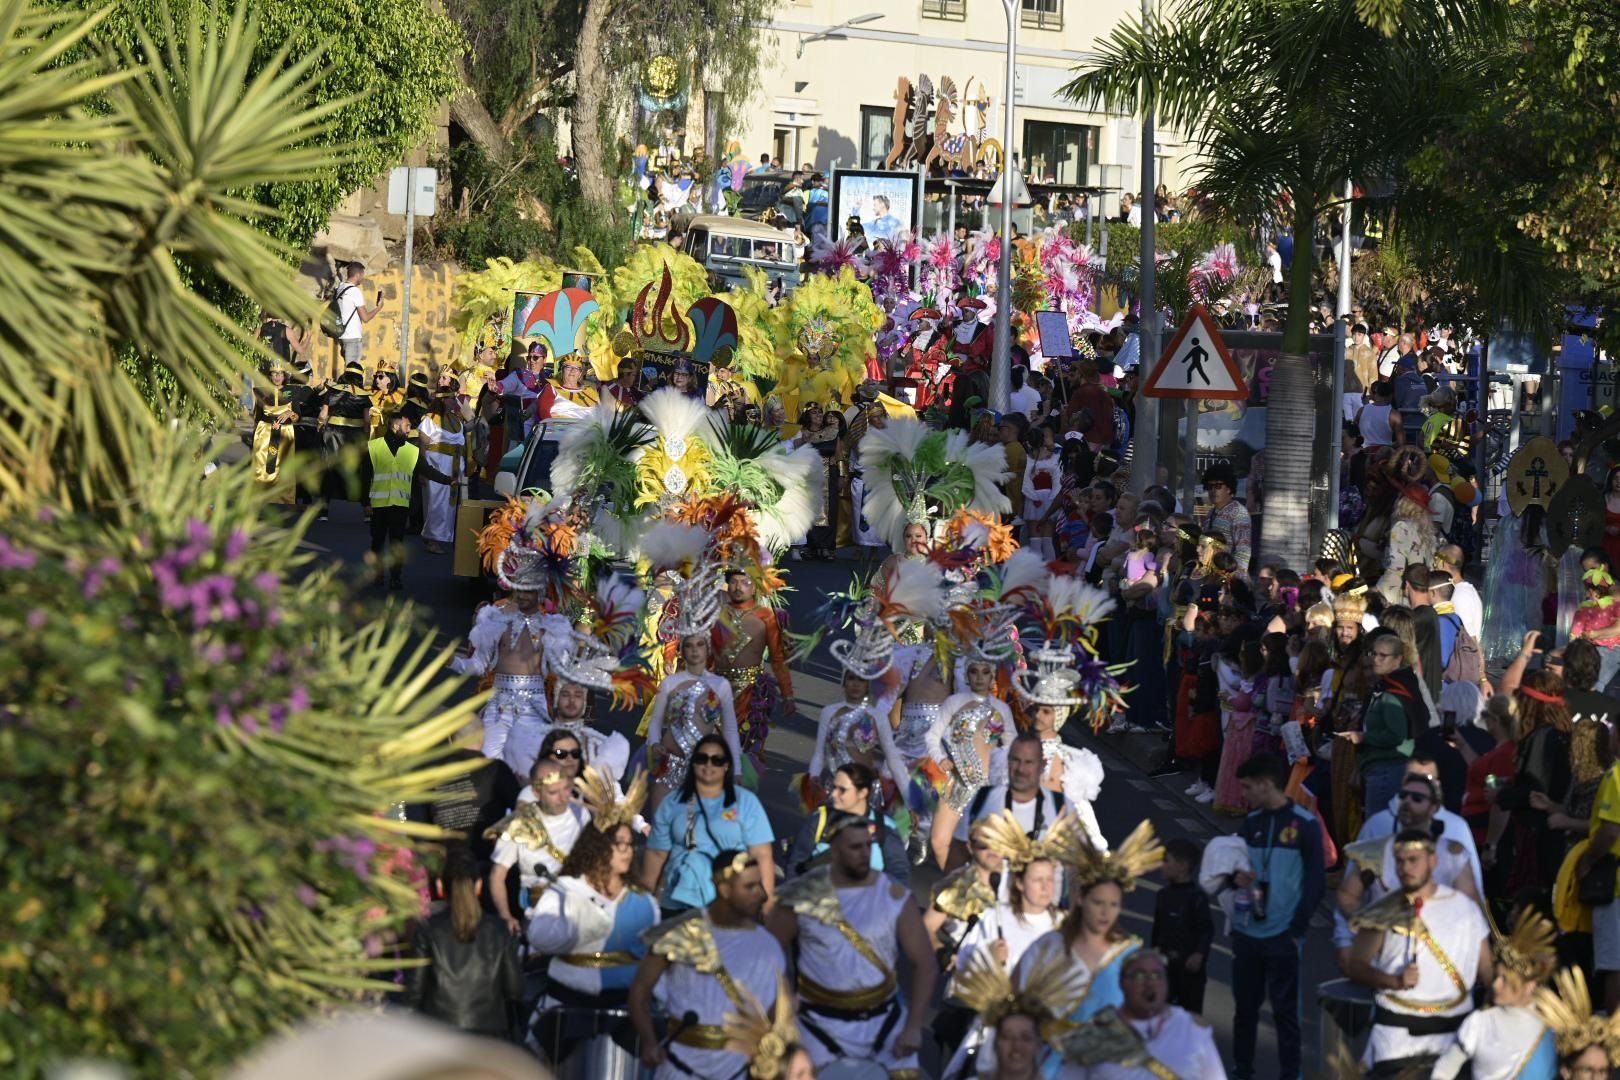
[1432,909,1558,1080]
[723,975,817,1080]
[628,850,787,1080]
[485,755,590,935]
[525,768,660,1064]
[501,622,633,784]
[251,358,298,502]
[288,358,327,511]
[715,567,794,768]
[646,632,744,810]
[1016,655,1108,854]
[928,640,1019,867]
[893,640,953,771]
[1533,967,1620,1080]
[417,371,467,555]
[941,810,1082,1077]
[806,670,908,812]
[1016,821,1167,1079]
[321,359,373,512]
[767,811,936,1077]
[532,353,600,490]
[1056,950,1226,1080]
[927,821,1003,977]
[368,367,404,439]
[949,948,1088,1080]
[1343,827,1492,1073]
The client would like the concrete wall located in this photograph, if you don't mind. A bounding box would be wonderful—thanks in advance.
[311,262,463,382]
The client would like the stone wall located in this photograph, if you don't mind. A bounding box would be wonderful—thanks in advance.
[309,262,463,382]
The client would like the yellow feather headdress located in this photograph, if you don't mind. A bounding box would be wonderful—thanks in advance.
[1536,966,1620,1060]
[951,949,1087,1040]
[1491,908,1558,986]
[723,974,803,1080]
[1070,820,1165,893]
[574,765,647,833]
[976,807,1085,873]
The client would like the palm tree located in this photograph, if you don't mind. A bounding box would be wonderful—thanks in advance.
[1063,0,1506,570]
[0,5,479,1072]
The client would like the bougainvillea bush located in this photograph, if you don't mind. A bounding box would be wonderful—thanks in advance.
[0,433,479,1075]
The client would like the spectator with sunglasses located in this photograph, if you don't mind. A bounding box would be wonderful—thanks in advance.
[641,734,775,918]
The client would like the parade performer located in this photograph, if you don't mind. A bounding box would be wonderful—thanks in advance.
[949,948,1088,1080]
[635,386,714,511]
[702,416,826,556]
[418,370,467,555]
[628,850,786,1080]
[536,353,600,426]
[525,768,660,1063]
[723,975,816,1080]
[716,566,794,768]
[806,669,908,813]
[857,414,1012,562]
[767,811,936,1078]
[941,811,1083,1078]
[926,822,1003,968]
[288,357,327,510]
[251,359,297,502]
[321,359,373,510]
[1056,950,1226,1080]
[1432,909,1558,1080]
[1016,820,1166,1072]
[1343,828,1492,1072]
[1534,967,1620,1080]
[646,631,744,807]
[485,755,590,935]
[777,268,884,421]
[368,367,404,438]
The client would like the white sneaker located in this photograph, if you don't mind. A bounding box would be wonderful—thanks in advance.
[1194,789,1216,804]
[1185,781,1209,797]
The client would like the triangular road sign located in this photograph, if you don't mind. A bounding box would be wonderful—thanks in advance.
[1141,304,1248,400]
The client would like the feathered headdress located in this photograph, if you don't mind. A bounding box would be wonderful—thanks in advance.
[549,402,656,553]
[575,765,648,832]
[723,975,803,1080]
[1070,820,1164,893]
[856,417,1011,548]
[702,419,825,554]
[976,807,1085,872]
[477,496,578,598]
[951,949,1087,1041]
[830,560,946,679]
[1536,966,1620,1061]
[1491,908,1558,986]
[1014,574,1128,731]
[641,520,725,640]
[636,386,715,508]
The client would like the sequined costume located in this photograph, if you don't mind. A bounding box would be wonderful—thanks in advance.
[646,671,743,790]
[716,600,793,766]
[808,699,909,793]
[929,691,1013,814]
[449,603,566,761]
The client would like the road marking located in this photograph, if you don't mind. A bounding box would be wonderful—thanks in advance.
[1177,817,1203,832]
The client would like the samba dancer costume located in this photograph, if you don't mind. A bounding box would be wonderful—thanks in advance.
[641,855,787,1080]
[1016,822,1167,1079]
[526,769,659,1056]
[1432,910,1558,1080]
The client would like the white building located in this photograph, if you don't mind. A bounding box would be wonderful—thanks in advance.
[733,0,1195,207]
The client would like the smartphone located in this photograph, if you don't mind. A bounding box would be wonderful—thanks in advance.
[1441,710,1457,738]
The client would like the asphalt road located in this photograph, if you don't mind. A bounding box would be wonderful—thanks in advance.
[288,496,1345,1077]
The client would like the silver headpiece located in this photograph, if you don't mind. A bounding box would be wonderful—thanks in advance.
[545,629,620,691]
[830,605,900,680]
[666,558,724,639]
[1012,643,1087,725]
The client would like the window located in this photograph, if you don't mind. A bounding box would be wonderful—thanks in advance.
[1022,120,1096,186]
[1021,0,1061,30]
[860,105,895,171]
[922,0,966,18]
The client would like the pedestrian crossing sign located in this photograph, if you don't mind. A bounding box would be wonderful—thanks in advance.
[1141,304,1248,400]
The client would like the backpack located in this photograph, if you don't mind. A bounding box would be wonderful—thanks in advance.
[1440,612,1484,687]
[319,283,357,340]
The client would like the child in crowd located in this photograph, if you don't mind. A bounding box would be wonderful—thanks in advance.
[1151,836,1214,1013]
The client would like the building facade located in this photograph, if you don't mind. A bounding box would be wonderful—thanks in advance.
[733,0,1194,204]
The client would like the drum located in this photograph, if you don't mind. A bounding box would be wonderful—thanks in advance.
[536,1006,640,1080]
[818,1060,889,1080]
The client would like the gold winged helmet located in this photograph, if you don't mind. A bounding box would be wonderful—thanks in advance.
[1070,819,1166,892]
[952,948,1087,1040]
[1536,966,1620,1061]
[723,974,804,1080]
[976,807,1086,872]
[1491,908,1558,987]
[574,765,648,832]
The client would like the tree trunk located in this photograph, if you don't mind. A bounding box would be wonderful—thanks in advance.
[1259,198,1322,573]
[571,0,615,207]
[450,70,510,165]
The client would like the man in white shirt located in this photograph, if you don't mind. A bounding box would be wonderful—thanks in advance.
[1009,366,1042,419]
[1434,545,1483,640]
[1265,240,1284,303]
[334,262,383,367]
[1356,380,1398,449]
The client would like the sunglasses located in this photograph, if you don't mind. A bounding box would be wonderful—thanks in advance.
[551,748,583,760]
[692,752,729,767]
[1397,790,1432,803]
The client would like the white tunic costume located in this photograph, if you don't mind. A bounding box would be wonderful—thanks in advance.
[1076,1007,1227,1079]
[781,868,919,1074]
[646,671,743,787]
[1358,885,1489,1066]
[809,698,908,787]
[1431,1004,1556,1080]
[489,801,589,893]
[942,906,1061,1079]
[645,913,787,1080]
[525,876,659,1003]
[417,411,465,544]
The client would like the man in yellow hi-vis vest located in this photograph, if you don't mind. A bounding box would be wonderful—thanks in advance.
[363,410,455,589]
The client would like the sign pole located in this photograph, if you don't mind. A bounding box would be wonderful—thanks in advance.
[1182,401,1199,517]
[1132,0,1159,495]
[398,165,417,381]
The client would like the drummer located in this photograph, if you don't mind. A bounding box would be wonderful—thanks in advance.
[524,768,659,1063]
[767,811,936,1078]
[628,850,787,1079]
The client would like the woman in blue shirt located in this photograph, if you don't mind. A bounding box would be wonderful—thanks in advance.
[640,734,776,916]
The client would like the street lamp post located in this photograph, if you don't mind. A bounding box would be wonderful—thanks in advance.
[990,0,1019,415]
[1132,0,1159,496]
[797,12,884,59]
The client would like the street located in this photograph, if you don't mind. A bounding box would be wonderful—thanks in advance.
[291,497,1345,1077]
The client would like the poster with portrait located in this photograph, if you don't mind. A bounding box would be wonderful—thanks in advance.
[831,169,921,245]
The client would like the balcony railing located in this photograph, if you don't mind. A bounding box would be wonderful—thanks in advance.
[922,0,967,19]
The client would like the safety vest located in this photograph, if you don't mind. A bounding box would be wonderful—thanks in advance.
[367,438,419,508]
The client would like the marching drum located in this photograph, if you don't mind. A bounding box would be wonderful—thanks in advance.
[535,1006,641,1080]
